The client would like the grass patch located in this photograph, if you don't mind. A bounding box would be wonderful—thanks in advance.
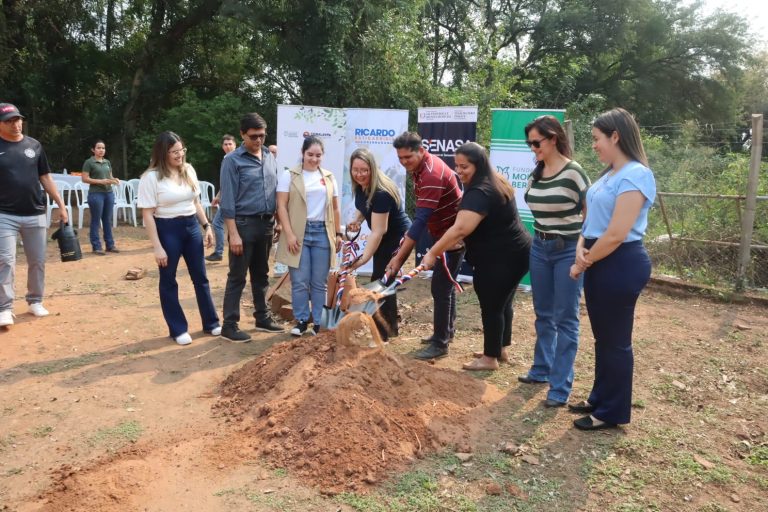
[747,445,768,467]
[26,353,101,375]
[337,492,389,512]
[31,425,54,438]
[3,467,23,477]
[0,433,17,453]
[88,420,142,450]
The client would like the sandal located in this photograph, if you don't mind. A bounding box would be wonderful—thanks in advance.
[462,358,499,371]
[472,351,509,363]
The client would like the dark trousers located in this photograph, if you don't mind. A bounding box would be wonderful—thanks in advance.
[430,247,465,346]
[155,215,219,338]
[222,216,274,327]
[473,249,530,358]
[370,239,401,341]
[584,240,651,425]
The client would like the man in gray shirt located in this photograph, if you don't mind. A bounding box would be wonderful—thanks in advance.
[219,113,284,342]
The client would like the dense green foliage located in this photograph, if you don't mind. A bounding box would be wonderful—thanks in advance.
[1,0,765,181]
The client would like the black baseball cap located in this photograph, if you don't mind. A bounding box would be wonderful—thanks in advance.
[0,103,24,121]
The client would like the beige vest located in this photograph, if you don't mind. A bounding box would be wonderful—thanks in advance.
[276,166,338,269]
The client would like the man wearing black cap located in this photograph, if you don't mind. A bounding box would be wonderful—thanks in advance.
[0,103,68,327]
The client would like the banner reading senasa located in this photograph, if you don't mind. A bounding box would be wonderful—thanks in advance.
[416,106,477,280]
[490,108,566,286]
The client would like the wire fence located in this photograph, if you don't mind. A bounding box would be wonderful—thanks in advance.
[646,193,768,292]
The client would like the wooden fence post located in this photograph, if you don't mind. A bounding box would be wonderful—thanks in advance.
[565,120,575,152]
[735,114,763,292]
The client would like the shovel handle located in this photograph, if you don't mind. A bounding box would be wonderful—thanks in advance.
[393,264,426,288]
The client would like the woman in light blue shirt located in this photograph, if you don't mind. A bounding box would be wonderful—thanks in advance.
[568,108,656,431]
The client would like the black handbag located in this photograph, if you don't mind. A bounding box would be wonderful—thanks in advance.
[51,221,82,262]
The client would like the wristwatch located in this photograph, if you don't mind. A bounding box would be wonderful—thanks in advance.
[203,223,211,230]
[335,232,343,237]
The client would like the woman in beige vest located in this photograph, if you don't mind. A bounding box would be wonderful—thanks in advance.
[276,136,341,336]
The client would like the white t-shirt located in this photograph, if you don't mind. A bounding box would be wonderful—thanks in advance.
[277,169,338,222]
[137,165,199,218]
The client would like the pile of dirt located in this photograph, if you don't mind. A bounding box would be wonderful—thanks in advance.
[215,329,502,493]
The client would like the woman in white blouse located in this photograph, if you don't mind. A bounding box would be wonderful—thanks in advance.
[275,136,342,336]
[137,131,221,345]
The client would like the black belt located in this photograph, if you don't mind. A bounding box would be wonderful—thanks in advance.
[237,213,274,221]
[534,230,577,241]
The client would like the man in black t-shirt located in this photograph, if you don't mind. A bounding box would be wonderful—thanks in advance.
[0,103,68,327]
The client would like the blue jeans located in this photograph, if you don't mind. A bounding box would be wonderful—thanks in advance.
[212,208,224,256]
[154,215,220,338]
[528,237,583,403]
[289,221,331,323]
[584,240,651,425]
[87,191,115,251]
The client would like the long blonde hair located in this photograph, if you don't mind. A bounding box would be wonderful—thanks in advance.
[144,131,197,192]
[349,148,401,209]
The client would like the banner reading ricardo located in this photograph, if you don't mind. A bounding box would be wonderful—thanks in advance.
[489,108,566,287]
[416,106,477,282]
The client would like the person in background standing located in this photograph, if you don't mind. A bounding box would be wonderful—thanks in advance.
[81,140,120,255]
[275,136,341,336]
[206,134,237,262]
[569,108,656,430]
[0,102,68,327]
[518,116,590,408]
[347,147,411,341]
[219,113,285,342]
[137,131,221,345]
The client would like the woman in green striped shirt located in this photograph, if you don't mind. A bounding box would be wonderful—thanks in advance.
[519,116,590,408]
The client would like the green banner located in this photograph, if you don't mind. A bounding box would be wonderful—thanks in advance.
[490,109,566,286]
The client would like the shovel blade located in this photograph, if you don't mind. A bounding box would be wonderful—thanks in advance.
[362,279,388,293]
[320,306,344,329]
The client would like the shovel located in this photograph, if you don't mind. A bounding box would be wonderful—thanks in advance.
[319,228,360,329]
[348,264,427,316]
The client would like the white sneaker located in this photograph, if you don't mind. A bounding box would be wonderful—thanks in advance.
[174,332,193,345]
[28,303,49,317]
[0,310,14,326]
[209,326,222,336]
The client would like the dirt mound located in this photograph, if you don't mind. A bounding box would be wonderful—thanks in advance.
[215,329,502,493]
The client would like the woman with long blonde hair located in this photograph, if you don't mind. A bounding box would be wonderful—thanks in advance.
[137,131,220,345]
[347,147,411,341]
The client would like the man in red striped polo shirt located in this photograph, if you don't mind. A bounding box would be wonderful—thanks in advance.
[386,132,464,360]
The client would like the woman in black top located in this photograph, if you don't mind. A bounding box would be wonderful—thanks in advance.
[348,148,411,340]
[422,142,531,370]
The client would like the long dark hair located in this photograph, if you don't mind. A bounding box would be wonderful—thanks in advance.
[455,142,514,201]
[593,108,648,176]
[524,115,572,182]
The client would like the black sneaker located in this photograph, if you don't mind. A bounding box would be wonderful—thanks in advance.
[205,252,223,262]
[255,316,285,333]
[413,343,448,360]
[312,324,320,335]
[290,321,309,336]
[220,324,252,343]
[420,335,454,345]
[106,247,120,253]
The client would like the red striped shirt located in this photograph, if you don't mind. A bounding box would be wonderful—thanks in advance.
[414,151,462,239]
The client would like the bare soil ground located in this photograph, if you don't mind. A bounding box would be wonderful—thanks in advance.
[0,225,766,512]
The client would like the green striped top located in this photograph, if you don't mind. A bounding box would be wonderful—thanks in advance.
[524,161,590,237]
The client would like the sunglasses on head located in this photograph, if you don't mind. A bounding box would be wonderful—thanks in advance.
[525,137,548,149]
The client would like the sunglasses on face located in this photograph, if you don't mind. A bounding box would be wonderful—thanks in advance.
[525,137,548,149]
[245,133,266,141]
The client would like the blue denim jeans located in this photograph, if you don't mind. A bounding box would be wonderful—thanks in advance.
[212,208,225,256]
[289,221,331,323]
[154,215,220,337]
[528,236,583,403]
[87,191,115,251]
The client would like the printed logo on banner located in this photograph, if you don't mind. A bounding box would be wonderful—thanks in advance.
[421,138,471,156]
[353,127,397,145]
[302,131,332,138]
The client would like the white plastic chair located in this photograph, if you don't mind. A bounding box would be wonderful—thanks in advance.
[113,182,137,227]
[127,178,142,226]
[198,181,215,219]
[73,182,90,229]
[47,181,74,227]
